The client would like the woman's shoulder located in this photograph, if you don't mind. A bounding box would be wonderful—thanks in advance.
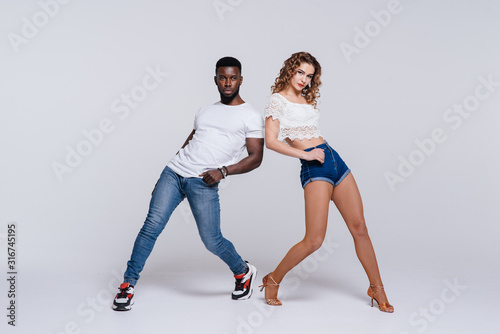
[269,92,300,108]
[268,92,286,102]
[266,92,286,106]
[265,93,287,118]
[274,92,312,106]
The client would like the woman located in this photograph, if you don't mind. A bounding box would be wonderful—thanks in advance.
[260,51,394,312]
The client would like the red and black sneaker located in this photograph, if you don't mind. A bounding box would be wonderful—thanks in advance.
[112,283,134,311]
[232,262,257,300]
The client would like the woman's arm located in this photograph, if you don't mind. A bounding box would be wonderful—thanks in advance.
[265,117,324,163]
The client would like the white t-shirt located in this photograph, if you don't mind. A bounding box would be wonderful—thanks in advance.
[167,102,264,178]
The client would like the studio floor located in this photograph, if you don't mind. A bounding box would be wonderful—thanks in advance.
[4,239,498,334]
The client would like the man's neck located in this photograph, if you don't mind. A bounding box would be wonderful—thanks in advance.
[221,95,245,106]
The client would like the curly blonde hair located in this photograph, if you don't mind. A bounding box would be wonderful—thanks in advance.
[271,52,322,107]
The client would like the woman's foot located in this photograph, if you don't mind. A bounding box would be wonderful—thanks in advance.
[367,285,394,313]
[259,273,282,306]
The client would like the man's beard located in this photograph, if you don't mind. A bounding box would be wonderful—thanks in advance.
[220,86,240,102]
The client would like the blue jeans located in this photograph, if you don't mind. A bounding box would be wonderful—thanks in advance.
[300,141,351,189]
[124,166,247,285]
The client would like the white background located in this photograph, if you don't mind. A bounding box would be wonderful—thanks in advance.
[1,0,499,333]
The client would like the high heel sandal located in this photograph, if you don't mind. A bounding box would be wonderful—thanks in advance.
[259,273,282,306]
[367,285,394,313]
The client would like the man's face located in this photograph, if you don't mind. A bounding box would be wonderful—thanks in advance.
[215,66,242,100]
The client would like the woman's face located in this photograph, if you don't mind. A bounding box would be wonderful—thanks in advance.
[289,62,315,92]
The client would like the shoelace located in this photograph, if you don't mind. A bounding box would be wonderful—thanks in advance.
[234,278,244,290]
[117,287,131,297]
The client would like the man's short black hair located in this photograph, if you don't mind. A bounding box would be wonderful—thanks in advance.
[216,56,242,74]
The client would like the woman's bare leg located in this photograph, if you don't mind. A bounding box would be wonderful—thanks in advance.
[265,181,333,301]
[331,172,392,307]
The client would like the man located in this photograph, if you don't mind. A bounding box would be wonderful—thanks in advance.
[113,57,264,311]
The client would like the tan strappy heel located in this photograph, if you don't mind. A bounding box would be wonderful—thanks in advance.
[367,284,394,313]
[259,273,282,306]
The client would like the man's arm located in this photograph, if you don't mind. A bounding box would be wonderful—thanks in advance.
[176,129,196,154]
[225,137,264,175]
[199,137,264,184]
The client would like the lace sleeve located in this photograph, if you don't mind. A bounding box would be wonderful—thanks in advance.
[265,94,284,120]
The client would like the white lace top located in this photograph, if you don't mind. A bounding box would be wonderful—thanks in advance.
[265,93,321,142]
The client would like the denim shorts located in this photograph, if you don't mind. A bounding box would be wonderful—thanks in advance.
[300,141,351,189]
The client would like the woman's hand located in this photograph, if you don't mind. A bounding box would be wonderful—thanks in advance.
[303,148,325,163]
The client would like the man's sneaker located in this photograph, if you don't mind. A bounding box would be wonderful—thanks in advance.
[232,262,257,300]
[112,283,134,311]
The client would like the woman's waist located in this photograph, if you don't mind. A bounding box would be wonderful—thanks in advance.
[288,137,326,151]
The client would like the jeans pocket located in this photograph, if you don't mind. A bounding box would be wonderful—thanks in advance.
[201,179,219,188]
[327,146,338,169]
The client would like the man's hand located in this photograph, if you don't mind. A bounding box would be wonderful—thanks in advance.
[199,169,224,184]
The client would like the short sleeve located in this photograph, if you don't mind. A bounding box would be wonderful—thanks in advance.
[193,108,201,130]
[265,94,285,120]
[245,113,264,138]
